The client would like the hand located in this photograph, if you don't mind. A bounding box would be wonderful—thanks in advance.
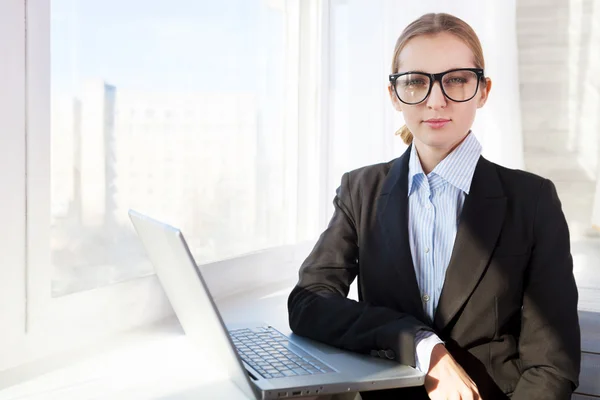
[424,344,481,400]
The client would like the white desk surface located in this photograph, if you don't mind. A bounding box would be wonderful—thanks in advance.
[0,279,297,400]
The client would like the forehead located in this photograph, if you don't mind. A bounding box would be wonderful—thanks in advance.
[397,32,477,73]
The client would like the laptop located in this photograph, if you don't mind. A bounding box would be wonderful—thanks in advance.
[128,210,424,399]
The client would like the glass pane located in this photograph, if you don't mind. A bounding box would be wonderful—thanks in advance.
[51,0,294,296]
[395,73,430,104]
[441,70,478,101]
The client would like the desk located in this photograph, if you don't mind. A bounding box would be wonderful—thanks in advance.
[0,280,359,400]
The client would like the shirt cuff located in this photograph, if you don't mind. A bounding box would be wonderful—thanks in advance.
[414,330,445,373]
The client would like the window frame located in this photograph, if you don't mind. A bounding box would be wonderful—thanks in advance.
[0,0,27,371]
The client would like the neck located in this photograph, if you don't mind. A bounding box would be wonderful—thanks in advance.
[414,145,447,175]
[413,133,469,174]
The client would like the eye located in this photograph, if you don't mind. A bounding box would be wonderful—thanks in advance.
[444,76,467,84]
[443,71,476,85]
[400,78,427,87]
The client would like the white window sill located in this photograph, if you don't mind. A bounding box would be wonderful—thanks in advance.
[0,279,299,400]
[0,319,245,399]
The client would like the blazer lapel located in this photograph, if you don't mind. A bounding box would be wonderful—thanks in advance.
[433,157,506,332]
[376,145,428,323]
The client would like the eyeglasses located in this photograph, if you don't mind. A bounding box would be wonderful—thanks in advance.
[389,68,485,105]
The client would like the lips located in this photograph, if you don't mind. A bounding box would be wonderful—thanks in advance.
[424,118,451,129]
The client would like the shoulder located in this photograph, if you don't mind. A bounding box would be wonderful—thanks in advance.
[340,145,411,193]
[485,158,559,205]
[334,158,399,212]
[339,157,402,198]
[345,159,396,185]
[492,161,546,187]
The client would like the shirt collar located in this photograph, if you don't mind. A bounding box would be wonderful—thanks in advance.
[408,131,482,196]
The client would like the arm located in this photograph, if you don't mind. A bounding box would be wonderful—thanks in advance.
[288,172,435,367]
[512,179,581,400]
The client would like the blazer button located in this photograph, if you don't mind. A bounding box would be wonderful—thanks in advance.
[370,350,379,357]
[384,349,396,359]
[378,349,386,358]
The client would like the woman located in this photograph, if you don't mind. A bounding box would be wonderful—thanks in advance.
[287,12,580,400]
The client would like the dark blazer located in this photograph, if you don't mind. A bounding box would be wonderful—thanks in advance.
[287,145,580,400]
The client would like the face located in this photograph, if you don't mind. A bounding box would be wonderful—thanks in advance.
[388,32,492,154]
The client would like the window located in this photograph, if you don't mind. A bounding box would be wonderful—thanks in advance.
[0,0,326,372]
[48,0,302,296]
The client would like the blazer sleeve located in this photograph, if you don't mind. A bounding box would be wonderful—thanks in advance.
[287,172,435,367]
[512,179,581,400]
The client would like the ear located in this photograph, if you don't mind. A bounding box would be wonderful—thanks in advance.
[388,84,403,112]
[477,77,492,109]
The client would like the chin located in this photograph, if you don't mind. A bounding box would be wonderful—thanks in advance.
[419,134,457,149]
[418,130,465,149]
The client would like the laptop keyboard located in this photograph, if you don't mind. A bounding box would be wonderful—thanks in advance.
[229,326,335,379]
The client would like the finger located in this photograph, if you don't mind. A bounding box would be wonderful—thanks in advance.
[459,391,474,400]
[468,388,482,400]
[426,390,443,400]
[470,384,481,398]
[427,394,444,400]
[427,389,446,400]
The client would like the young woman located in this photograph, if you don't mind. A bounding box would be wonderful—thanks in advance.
[288,13,580,400]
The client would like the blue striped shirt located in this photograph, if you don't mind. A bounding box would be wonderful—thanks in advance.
[408,131,482,371]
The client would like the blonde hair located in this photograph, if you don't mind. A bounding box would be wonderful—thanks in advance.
[391,13,486,145]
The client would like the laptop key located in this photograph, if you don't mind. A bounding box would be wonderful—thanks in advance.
[281,370,297,377]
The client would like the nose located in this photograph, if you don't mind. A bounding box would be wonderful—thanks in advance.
[426,81,447,109]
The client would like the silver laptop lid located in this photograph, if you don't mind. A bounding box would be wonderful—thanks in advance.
[128,209,258,399]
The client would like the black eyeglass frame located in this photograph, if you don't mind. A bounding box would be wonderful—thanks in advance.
[388,68,485,105]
